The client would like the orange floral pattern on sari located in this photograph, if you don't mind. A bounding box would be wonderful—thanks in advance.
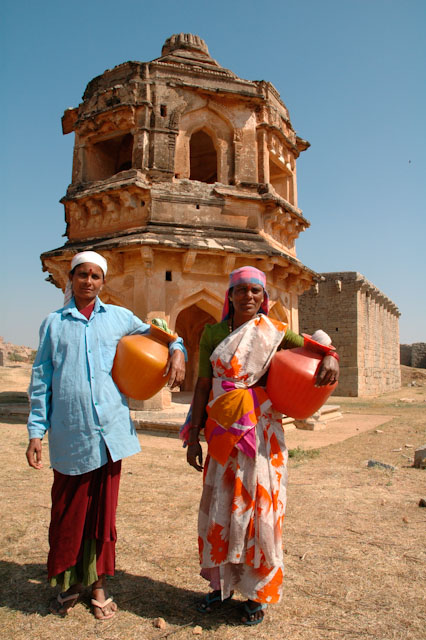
[197,316,289,604]
[207,523,229,564]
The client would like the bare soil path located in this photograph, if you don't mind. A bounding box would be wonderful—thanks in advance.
[0,364,425,639]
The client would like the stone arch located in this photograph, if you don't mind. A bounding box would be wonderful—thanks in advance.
[189,129,217,183]
[175,107,234,183]
[83,132,134,182]
[172,288,223,391]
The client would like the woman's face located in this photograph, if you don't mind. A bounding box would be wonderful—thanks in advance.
[71,262,104,306]
[229,283,265,319]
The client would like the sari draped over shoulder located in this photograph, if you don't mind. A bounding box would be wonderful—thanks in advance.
[198,315,289,604]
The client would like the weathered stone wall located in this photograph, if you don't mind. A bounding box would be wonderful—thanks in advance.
[400,343,426,368]
[411,343,426,368]
[357,282,400,395]
[298,274,357,396]
[400,344,412,366]
[411,342,426,369]
[299,272,401,396]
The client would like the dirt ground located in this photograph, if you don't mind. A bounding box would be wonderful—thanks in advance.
[0,364,425,639]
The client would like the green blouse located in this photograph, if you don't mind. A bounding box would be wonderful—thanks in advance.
[198,320,304,378]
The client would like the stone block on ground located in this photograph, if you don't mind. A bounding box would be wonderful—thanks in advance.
[294,404,341,430]
[128,387,172,411]
[413,444,426,469]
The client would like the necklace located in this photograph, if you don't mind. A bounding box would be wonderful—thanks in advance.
[229,314,261,334]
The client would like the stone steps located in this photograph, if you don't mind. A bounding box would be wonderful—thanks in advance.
[0,392,341,434]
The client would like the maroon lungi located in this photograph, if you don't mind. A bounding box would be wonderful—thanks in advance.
[47,456,121,581]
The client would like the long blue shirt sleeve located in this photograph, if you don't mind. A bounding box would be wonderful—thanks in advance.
[27,297,186,475]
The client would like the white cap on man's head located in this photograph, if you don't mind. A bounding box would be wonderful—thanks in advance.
[71,251,108,276]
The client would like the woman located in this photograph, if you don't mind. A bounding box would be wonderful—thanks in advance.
[26,251,186,620]
[182,266,338,625]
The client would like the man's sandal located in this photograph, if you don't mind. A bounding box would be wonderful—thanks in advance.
[242,601,267,625]
[196,590,233,613]
[91,597,116,621]
[49,591,80,616]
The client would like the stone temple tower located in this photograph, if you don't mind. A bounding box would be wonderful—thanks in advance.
[42,33,317,391]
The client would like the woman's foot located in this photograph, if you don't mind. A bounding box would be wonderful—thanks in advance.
[49,585,82,616]
[196,590,234,613]
[241,600,267,625]
[91,586,117,621]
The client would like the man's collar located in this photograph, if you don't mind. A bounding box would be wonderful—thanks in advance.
[62,296,107,318]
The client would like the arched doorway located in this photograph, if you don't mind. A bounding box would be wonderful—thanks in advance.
[189,130,217,183]
[175,304,216,391]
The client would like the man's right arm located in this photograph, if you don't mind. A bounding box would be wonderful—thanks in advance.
[26,318,54,468]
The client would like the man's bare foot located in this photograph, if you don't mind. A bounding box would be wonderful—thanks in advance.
[49,586,82,616]
[91,586,117,621]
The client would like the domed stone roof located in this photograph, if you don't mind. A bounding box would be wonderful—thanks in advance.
[161,33,210,57]
[157,32,224,70]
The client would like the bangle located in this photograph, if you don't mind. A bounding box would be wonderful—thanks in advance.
[326,351,340,361]
[187,439,200,446]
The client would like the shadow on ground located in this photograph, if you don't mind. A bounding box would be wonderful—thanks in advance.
[0,561,242,628]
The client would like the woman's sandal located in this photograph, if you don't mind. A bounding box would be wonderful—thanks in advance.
[196,590,233,613]
[49,591,80,616]
[91,597,116,621]
[241,601,267,625]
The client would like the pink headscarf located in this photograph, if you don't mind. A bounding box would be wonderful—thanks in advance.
[221,266,269,320]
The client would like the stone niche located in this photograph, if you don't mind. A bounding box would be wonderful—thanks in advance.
[299,272,401,396]
[42,33,318,394]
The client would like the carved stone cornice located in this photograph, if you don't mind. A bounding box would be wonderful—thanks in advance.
[140,246,154,275]
[222,255,236,274]
[63,183,150,241]
[256,122,299,155]
[182,250,197,273]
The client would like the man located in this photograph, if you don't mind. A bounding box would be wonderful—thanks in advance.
[26,251,186,620]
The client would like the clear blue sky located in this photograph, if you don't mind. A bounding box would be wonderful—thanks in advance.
[1,0,425,348]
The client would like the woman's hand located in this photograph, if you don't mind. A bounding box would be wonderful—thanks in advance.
[187,441,203,472]
[165,350,185,389]
[315,355,339,387]
[26,438,43,469]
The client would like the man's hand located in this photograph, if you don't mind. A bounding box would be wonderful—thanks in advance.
[315,355,339,387]
[164,350,185,389]
[26,438,43,469]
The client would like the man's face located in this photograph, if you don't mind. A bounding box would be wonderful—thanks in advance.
[71,262,104,305]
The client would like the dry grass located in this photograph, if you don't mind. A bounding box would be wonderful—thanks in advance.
[0,365,425,639]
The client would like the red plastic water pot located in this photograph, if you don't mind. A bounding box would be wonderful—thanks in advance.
[266,334,338,420]
[111,324,175,400]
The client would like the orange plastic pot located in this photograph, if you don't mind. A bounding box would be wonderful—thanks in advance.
[111,324,176,400]
[266,334,338,419]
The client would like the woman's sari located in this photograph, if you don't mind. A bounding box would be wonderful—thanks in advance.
[198,315,289,604]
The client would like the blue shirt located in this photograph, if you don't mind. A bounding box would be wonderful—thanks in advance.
[27,297,186,475]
